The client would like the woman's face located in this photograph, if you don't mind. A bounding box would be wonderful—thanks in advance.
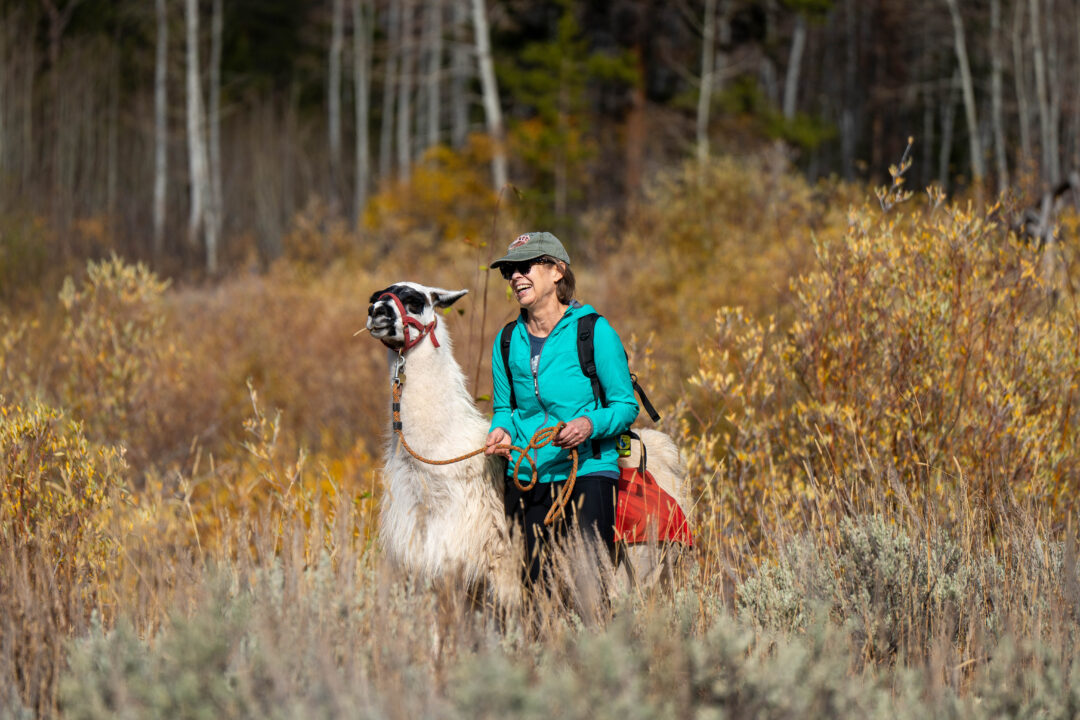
[504,257,564,309]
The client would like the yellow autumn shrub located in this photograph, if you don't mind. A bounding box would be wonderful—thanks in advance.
[683,197,1080,551]
[0,398,127,579]
[58,256,172,445]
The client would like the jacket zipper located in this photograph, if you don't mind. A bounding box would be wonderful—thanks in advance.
[531,309,575,424]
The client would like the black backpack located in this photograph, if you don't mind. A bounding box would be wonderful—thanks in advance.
[498,314,660,457]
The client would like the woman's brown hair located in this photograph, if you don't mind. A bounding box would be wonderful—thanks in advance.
[551,258,575,304]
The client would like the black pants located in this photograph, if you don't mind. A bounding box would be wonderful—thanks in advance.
[503,474,617,586]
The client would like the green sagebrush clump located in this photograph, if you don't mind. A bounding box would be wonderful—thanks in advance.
[737,516,1002,664]
[61,594,248,720]
[57,553,1079,720]
[58,552,437,720]
[453,609,895,720]
[60,578,900,720]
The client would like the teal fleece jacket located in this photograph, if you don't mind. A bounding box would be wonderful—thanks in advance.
[489,302,639,484]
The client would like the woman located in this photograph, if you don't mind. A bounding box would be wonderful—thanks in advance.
[484,231,639,586]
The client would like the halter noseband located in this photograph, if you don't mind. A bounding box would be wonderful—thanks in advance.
[379,292,441,353]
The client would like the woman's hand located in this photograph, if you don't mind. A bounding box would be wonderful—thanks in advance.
[554,417,593,449]
[485,428,512,458]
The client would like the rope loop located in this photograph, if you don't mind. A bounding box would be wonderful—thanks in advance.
[391,381,578,525]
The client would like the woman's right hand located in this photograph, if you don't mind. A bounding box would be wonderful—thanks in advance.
[485,428,512,458]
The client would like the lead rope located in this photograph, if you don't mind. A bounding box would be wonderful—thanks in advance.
[391,379,578,526]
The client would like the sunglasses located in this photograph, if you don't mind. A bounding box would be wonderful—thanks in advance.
[499,258,553,280]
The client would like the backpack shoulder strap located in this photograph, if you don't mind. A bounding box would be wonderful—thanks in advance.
[499,321,517,410]
[578,313,661,423]
[576,313,605,406]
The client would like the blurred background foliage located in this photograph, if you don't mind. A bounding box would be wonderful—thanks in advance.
[3,0,1080,716]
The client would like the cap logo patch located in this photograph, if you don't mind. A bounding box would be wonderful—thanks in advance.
[509,234,531,249]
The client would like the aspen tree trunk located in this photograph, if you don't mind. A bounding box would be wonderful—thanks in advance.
[696,0,717,176]
[396,0,414,180]
[208,0,223,268]
[329,0,345,206]
[184,0,211,268]
[1076,5,1080,171]
[944,0,984,185]
[1030,0,1052,180]
[22,33,34,196]
[425,0,443,149]
[1013,0,1033,161]
[990,0,1009,190]
[782,12,806,120]
[106,56,118,228]
[0,20,7,203]
[379,3,399,182]
[450,0,469,149]
[352,0,373,223]
[1045,0,1061,181]
[153,0,168,261]
[41,0,81,218]
[469,0,507,191]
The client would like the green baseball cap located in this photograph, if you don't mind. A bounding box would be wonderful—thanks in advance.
[489,231,571,269]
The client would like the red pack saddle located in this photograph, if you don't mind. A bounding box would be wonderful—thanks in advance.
[615,466,693,546]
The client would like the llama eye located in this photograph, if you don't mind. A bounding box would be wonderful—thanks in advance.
[407,302,423,314]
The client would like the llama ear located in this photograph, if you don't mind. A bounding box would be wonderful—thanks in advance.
[431,289,468,308]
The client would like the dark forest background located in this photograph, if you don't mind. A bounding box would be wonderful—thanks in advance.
[2,0,1078,292]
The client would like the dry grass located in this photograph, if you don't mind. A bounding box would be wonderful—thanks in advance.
[2,156,1079,717]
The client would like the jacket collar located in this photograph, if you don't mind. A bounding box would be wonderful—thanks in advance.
[516,300,591,336]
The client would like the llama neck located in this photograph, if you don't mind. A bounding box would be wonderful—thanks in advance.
[388,323,477,420]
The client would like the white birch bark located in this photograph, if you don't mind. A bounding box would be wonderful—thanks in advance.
[106,57,118,225]
[353,0,373,222]
[944,0,984,184]
[396,0,414,180]
[990,0,1008,190]
[469,0,506,191]
[1030,0,1052,180]
[425,0,443,149]
[184,0,211,268]
[329,0,345,203]
[1044,0,1061,181]
[450,0,469,148]
[0,20,7,197]
[1013,0,1032,161]
[782,12,806,120]
[22,33,34,193]
[208,0,223,267]
[153,0,168,260]
[379,1,399,181]
[696,0,717,175]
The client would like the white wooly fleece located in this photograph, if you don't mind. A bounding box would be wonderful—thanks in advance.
[377,319,520,608]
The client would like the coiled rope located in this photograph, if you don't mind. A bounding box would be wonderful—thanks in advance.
[391,380,578,525]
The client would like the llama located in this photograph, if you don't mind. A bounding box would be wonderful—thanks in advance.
[366,281,689,607]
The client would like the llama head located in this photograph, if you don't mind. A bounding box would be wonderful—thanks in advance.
[367,282,468,351]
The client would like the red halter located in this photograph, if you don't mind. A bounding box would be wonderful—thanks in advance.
[379,292,441,353]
